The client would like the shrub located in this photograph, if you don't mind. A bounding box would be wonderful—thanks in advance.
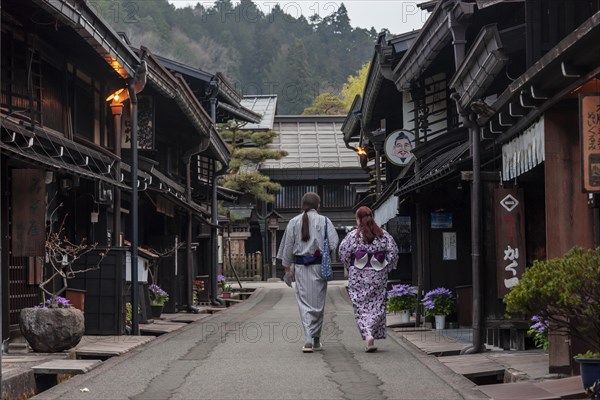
[504,247,600,353]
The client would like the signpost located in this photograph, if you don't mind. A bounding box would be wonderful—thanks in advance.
[495,188,526,298]
[580,93,600,192]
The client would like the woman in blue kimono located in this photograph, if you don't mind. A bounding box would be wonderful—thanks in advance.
[339,206,399,352]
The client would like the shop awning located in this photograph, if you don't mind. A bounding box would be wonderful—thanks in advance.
[396,141,471,197]
[142,165,214,225]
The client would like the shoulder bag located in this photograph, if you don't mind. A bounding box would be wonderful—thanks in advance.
[321,217,333,281]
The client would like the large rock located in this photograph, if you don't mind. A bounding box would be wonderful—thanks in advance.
[19,307,85,353]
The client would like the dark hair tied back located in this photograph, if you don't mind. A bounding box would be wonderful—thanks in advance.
[356,206,383,244]
[301,192,320,242]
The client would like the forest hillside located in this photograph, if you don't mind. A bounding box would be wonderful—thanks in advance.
[93,0,378,114]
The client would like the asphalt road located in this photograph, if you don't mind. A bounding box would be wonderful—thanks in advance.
[33,283,484,399]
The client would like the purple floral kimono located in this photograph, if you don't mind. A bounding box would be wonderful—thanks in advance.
[339,229,399,339]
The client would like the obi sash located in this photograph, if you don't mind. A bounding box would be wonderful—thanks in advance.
[295,255,323,266]
[351,250,387,271]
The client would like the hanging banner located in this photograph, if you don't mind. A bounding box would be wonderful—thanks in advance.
[580,93,600,192]
[12,169,47,257]
[495,187,526,298]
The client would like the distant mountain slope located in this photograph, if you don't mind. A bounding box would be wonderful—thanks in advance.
[93,0,376,114]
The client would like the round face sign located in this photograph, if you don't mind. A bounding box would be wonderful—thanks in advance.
[385,130,415,166]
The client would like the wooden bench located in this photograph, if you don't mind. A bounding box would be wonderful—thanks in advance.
[32,359,102,390]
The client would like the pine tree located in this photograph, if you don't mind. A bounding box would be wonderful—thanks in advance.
[218,121,287,203]
[302,93,346,115]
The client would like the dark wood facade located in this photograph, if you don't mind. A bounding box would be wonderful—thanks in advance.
[343,0,600,371]
[0,0,256,339]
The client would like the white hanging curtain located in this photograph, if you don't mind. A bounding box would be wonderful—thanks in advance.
[374,196,399,227]
[502,116,545,180]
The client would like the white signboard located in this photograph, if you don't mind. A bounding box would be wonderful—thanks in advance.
[443,232,457,261]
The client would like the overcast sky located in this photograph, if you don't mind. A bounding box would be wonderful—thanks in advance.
[167,1,430,35]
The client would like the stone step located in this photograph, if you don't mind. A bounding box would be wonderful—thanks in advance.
[7,342,30,354]
[32,359,102,375]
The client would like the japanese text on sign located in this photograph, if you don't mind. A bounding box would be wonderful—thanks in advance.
[503,245,519,289]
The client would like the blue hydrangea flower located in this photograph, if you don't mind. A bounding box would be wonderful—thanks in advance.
[530,315,548,333]
[422,287,455,316]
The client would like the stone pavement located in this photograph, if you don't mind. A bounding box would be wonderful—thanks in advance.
[0,281,586,399]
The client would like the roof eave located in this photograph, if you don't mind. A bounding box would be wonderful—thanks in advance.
[33,0,140,79]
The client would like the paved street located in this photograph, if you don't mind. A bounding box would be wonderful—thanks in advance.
[33,283,483,400]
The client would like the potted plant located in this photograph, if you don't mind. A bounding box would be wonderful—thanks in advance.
[19,207,108,353]
[148,284,170,318]
[386,284,417,323]
[422,287,455,330]
[218,275,232,298]
[504,247,600,392]
[19,295,84,353]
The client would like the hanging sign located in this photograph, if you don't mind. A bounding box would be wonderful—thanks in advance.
[384,130,415,166]
[495,187,526,298]
[12,169,47,257]
[580,93,600,192]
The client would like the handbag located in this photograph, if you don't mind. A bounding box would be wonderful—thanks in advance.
[321,217,333,281]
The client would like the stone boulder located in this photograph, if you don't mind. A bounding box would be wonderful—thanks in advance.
[19,307,85,353]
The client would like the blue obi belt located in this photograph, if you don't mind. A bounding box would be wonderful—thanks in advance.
[295,255,323,266]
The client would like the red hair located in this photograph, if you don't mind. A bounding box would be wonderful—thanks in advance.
[356,206,383,244]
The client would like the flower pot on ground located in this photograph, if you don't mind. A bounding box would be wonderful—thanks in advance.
[150,305,164,318]
[422,287,455,329]
[148,284,170,312]
[19,296,84,353]
[218,275,232,299]
[386,284,417,324]
[574,352,600,392]
[434,315,446,330]
[398,309,411,323]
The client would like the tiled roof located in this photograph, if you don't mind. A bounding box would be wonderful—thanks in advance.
[240,95,278,130]
[262,115,361,170]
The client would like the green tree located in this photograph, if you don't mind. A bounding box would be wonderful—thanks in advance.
[98,0,376,115]
[302,93,346,115]
[218,121,287,203]
[341,62,370,110]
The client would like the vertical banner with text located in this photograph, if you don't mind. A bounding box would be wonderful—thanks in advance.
[11,169,46,257]
[580,93,600,192]
[495,187,526,298]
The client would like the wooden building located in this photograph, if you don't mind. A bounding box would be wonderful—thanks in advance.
[343,0,600,373]
[0,0,256,339]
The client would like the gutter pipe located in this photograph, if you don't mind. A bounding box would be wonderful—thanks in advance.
[127,78,140,335]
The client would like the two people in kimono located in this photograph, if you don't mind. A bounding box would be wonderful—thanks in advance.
[277,191,398,353]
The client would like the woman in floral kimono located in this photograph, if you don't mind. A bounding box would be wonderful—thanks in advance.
[339,206,399,352]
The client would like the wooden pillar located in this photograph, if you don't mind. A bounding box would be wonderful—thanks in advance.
[544,106,595,373]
